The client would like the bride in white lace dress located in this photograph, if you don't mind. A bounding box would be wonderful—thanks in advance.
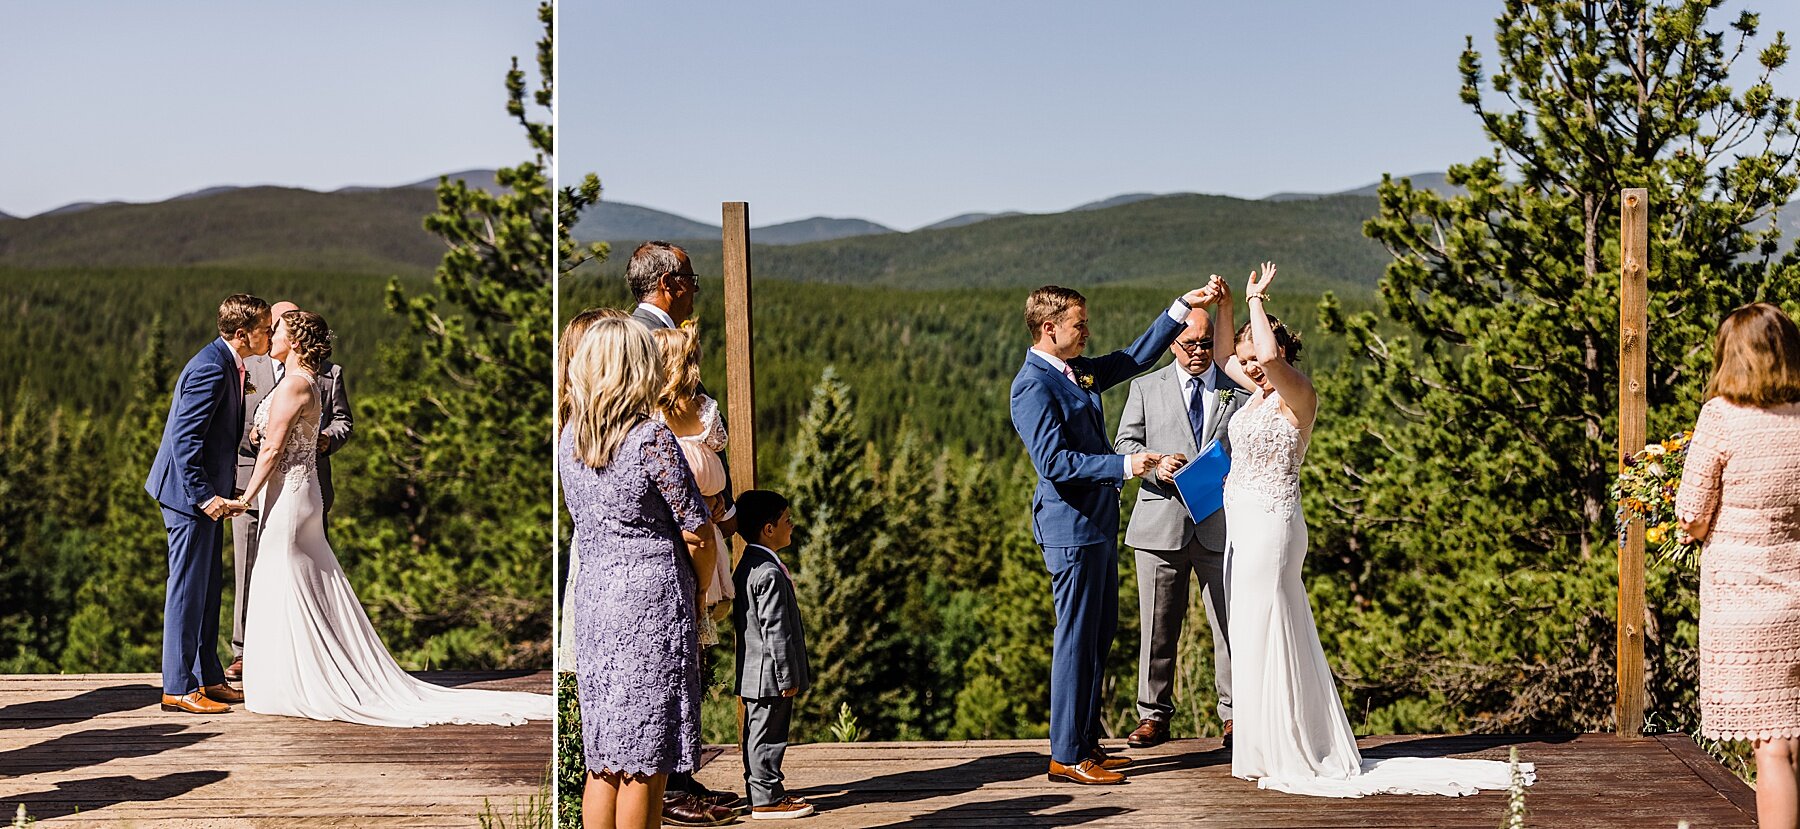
[229,309,552,727]
[1207,265,1529,797]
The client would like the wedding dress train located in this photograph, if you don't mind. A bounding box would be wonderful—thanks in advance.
[1224,390,1531,796]
[242,373,552,726]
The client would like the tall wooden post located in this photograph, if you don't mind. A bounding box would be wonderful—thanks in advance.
[722,202,757,497]
[1616,187,1649,738]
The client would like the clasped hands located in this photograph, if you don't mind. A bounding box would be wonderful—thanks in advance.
[202,496,251,520]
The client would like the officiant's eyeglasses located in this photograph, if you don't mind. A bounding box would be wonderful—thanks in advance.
[1176,338,1214,352]
[664,271,700,289]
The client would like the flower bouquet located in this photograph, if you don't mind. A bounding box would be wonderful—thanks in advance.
[1611,430,1701,571]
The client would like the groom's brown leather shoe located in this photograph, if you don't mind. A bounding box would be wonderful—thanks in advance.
[1222,719,1234,748]
[161,691,230,714]
[1048,758,1125,785]
[1127,717,1169,748]
[201,683,245,704]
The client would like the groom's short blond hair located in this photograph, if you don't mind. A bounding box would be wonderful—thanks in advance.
[217,294,270,338]
[1024,285,1086,339]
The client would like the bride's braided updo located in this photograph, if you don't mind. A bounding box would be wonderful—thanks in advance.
[283,310,334,374]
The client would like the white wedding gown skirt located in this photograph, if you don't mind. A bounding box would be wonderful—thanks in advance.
[1224,391,1530,797]
[242,387,551,727]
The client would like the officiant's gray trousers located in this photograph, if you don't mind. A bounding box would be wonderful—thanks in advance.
[229,505,262,659]
[1135,537,1232,722]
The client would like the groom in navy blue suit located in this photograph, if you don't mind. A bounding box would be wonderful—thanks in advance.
[145,294,270,714]
[1010,284,1205,784]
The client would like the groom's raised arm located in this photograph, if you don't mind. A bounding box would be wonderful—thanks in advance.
[320,368,353,456]
[1084,302,1185,393]
[1011,375,1124,487]
[169,360,229,509]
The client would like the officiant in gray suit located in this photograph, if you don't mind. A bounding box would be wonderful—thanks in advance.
[1115,304,1245,748]
[225,300,354,682]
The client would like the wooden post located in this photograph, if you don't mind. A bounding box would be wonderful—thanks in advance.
[1616,187,1649,738]
[722,202,757,497]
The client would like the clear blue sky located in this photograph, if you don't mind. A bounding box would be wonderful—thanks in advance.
[563,0,1800,231]
[1,1,543,218]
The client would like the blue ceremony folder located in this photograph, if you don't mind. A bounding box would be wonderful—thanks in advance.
[1172,439,1231,523]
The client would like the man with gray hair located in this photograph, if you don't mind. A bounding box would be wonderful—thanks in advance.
[628,240,698,331]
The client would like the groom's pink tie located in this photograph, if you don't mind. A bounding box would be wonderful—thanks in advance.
[1061,365,1077,386]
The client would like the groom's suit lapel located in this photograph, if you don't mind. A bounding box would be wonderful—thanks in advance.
[1052,356,1105,432]
[210,339,244,439]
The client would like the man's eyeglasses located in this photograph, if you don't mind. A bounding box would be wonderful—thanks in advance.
[1175,338,1214,352]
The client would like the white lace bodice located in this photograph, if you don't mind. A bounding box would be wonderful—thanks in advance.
[1222,390,1309,515]
[252,371,321,491]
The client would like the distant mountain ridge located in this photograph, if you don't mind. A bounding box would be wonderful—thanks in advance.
[570,204,894,246]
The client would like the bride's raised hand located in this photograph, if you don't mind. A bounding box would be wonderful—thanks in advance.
[1246,261,1276,297]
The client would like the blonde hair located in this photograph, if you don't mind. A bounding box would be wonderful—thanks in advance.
[1707,302,1800,407]
[568,316,663,468]
[558,307,627,425]
[652,323,703,414]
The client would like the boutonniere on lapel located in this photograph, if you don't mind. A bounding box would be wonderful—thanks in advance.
[1074,369,1095,391]
[1217,388,1237,406]
[243,380,257,397]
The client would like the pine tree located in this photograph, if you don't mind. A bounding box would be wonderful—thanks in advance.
[60,318,175,672]
[0,389,100,671]
[1312,0,1800,730]
[783,367,916,738]
[336,2,555,669]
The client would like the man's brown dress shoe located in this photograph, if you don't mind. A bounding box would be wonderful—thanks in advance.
[202,684,245,704]
[161,691,230,714]
[1047,758,1125,785]
[224,658,243,681]
[661,791,738,826]
[1222,719,1234,748]
[1088,744,1132,770]
[1126,717,1169,748]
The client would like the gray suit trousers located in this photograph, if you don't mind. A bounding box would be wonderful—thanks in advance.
[1135,536,1232,722]
[742,696,793,806]
[228,503,261,658]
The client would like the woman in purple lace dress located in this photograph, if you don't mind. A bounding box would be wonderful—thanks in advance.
[561,316,721,829]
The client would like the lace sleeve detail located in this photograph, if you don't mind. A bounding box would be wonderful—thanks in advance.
[697,395,728,451]
[1676,398,1731,524]
[644,423,709,532]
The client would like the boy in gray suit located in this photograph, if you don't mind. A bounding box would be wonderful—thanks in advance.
[732,490,815,820]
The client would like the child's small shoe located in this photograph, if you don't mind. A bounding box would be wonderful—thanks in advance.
[750,796,814,820]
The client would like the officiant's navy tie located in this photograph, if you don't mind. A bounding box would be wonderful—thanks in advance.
[1187,377,1207,446]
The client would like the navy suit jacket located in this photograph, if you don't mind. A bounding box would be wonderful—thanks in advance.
[146,338,245,515]
[1010,309,1184,548]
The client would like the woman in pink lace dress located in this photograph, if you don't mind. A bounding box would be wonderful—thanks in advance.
[1677,302,1800,829]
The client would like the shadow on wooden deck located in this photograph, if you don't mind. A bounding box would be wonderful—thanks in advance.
[0,672,551,827]
[694,733,1755,828]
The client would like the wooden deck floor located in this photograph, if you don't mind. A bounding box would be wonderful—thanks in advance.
[0,672,551,827]
[694,733,1756,828]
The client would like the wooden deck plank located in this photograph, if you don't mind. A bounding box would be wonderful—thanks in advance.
[692,733,1755,828]
[0,672,550,827]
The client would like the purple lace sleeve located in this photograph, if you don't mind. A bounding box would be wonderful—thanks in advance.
[644,423,709,532]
